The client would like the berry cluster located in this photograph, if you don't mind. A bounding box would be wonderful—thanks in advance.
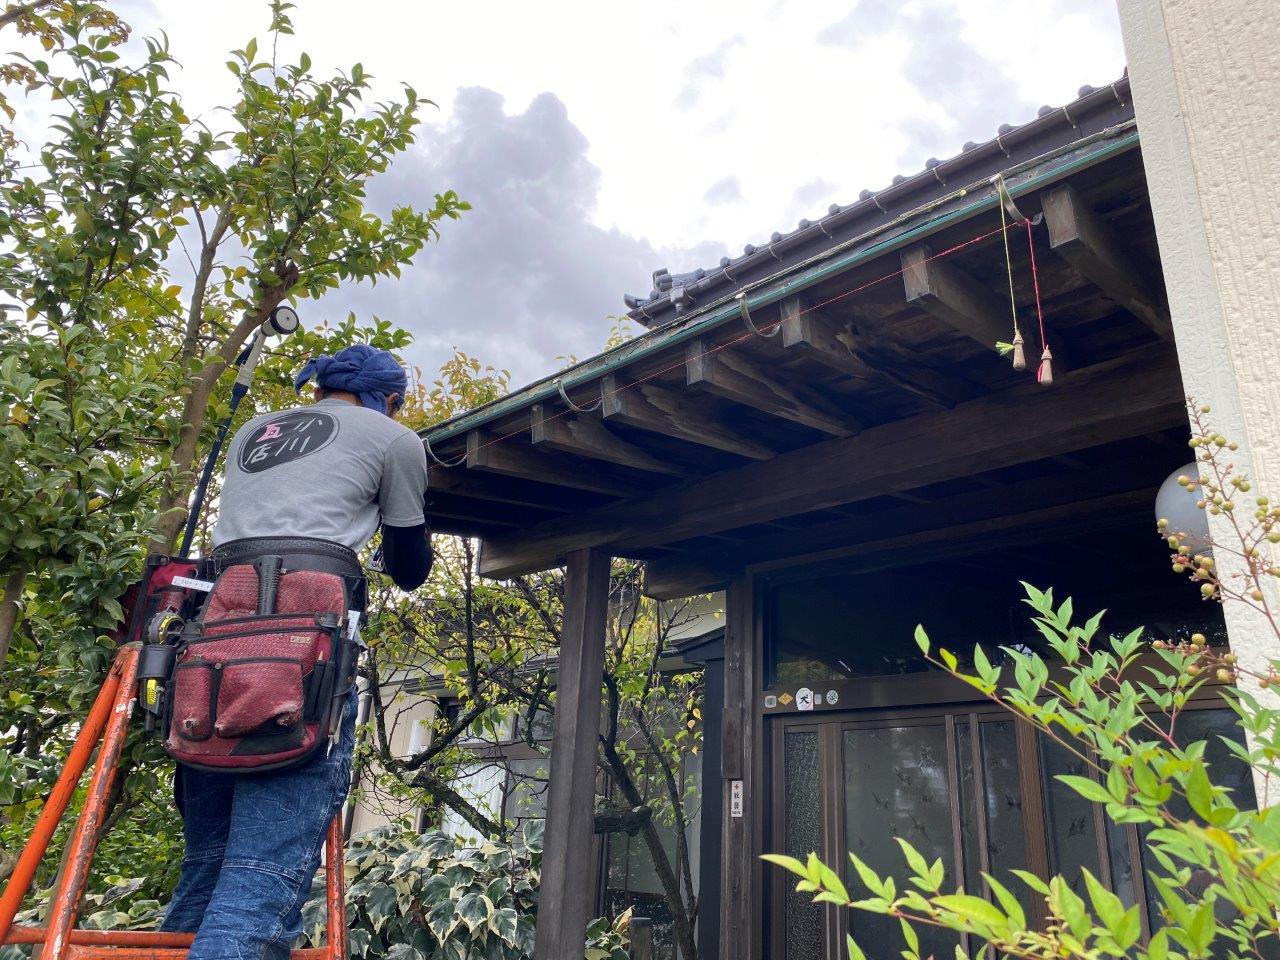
[1155,401,1279,675]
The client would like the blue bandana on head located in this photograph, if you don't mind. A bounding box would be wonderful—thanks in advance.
[294,344,408,416]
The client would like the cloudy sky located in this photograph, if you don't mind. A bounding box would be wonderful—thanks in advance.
[26,0,1128,384]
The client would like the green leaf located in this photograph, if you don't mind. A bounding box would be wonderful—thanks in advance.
[932,894,1007,930]
[761,853,808,878]
[846,934,868,960]
[489,906,519,945]
[454,891,493,933]
[849,852,887,898]
[899,917,920,957]
[895,837,930,879]
[1082,868,1125,934]
[1056,774,1113,804]
[914,624,930,655]
[1185,761,1214,820]
[1144,928,1170,960]
[1011,869,1050,896]
[984,874,1026,932]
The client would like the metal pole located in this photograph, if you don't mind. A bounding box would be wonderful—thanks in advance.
[178,332,266,559]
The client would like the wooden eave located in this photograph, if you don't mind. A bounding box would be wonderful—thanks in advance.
[419,120,1188,596]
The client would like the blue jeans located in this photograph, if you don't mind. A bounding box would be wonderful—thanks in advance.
[161,690,356,960]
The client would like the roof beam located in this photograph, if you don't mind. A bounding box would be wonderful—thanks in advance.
[1041,184,1173,340]
[642,456,1166,597]
[777,296,976,407]
[465,430,654,498]
[425,492,560,530]
[477,349,1185,578]
[685,336,860,437]
[599,376,777,461]
[530,403,687,478]
[648,491,1147,598]
[901,245,1011,351]
[428,465,611,512]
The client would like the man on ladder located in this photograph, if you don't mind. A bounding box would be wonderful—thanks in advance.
[158,342,431,960]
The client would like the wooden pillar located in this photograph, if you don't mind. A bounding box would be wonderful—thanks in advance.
[534,549,610,960]
[684,636,726,960]
[720,575,762,959]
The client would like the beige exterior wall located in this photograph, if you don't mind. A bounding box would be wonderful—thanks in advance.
[1117,0,1280,798]
[347,685,437,835]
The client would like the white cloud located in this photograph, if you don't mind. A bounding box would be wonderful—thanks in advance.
[704,175,744,205]
[13,0,1126,386]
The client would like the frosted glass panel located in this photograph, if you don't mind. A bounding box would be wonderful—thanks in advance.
[843,725,959,960]
[783,731,824,960]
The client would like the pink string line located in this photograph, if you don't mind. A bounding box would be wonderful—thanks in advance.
[1024,218,1049,382]
[434,219,1023,467]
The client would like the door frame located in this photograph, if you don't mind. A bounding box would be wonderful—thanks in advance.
[765,685,1233,959]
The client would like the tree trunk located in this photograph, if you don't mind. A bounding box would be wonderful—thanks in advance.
[150,277,295,554]
[0,568,26,666]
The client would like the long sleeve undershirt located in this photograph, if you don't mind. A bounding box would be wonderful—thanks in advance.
[380,522,432,590]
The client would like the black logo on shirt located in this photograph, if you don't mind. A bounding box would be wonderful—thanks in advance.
[238,411,338,473]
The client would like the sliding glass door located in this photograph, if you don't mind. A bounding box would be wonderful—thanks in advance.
[769,701,1254,960]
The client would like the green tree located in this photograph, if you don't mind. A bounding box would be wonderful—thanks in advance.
[0,0,465,903]
[0,0,467,655]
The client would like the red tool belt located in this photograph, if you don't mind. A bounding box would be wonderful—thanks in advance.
[161,537,363,773]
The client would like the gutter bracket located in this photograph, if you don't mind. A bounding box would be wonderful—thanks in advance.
[737,292,780,338]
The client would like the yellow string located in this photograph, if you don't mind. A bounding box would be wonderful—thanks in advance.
[996,176,1020,340]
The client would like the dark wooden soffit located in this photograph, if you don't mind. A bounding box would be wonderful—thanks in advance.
[642,456,1171,599]
[1041,183,1173,340]
[475,349,1185,579]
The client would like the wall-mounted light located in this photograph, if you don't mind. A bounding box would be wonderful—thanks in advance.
[1155,463,1212,556]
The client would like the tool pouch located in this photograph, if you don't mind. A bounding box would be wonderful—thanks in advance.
[162,559,358,773]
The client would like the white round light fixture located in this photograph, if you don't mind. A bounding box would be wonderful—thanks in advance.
[1155,462,1212,556]
[265,305,300,336]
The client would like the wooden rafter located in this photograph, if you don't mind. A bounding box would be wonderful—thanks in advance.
[530,403,686,477]
[685,336,860,436]
[477,350,1185,578]
[775,296,977,407]
[901,245,1016,352]
[599,375,777,461]
[1041,184,1173,340]
[465,430,655,498]
[425,492,557,530]
[428,465,609,512]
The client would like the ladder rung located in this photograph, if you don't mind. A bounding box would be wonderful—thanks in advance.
[62,946,328,960]
[5,928,329,960]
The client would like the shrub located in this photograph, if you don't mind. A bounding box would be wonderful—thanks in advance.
[299,821,630,960]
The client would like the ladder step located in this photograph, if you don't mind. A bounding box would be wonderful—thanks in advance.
[63,946,328,960]
[6,927,329,960]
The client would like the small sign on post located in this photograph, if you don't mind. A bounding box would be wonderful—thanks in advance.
[730,779,744,818]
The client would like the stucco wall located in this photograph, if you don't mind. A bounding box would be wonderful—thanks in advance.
[1118,0,1280,798]
[347,688,437,835]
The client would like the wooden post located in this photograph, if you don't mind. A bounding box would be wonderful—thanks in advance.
[534,549,611,960]
[682,636,726,960]
[720,575,762,959]
[628,917,654,960]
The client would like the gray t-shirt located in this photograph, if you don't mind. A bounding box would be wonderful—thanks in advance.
[211,397,428,551]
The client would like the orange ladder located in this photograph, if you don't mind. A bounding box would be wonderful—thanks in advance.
[0,644,347,960]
